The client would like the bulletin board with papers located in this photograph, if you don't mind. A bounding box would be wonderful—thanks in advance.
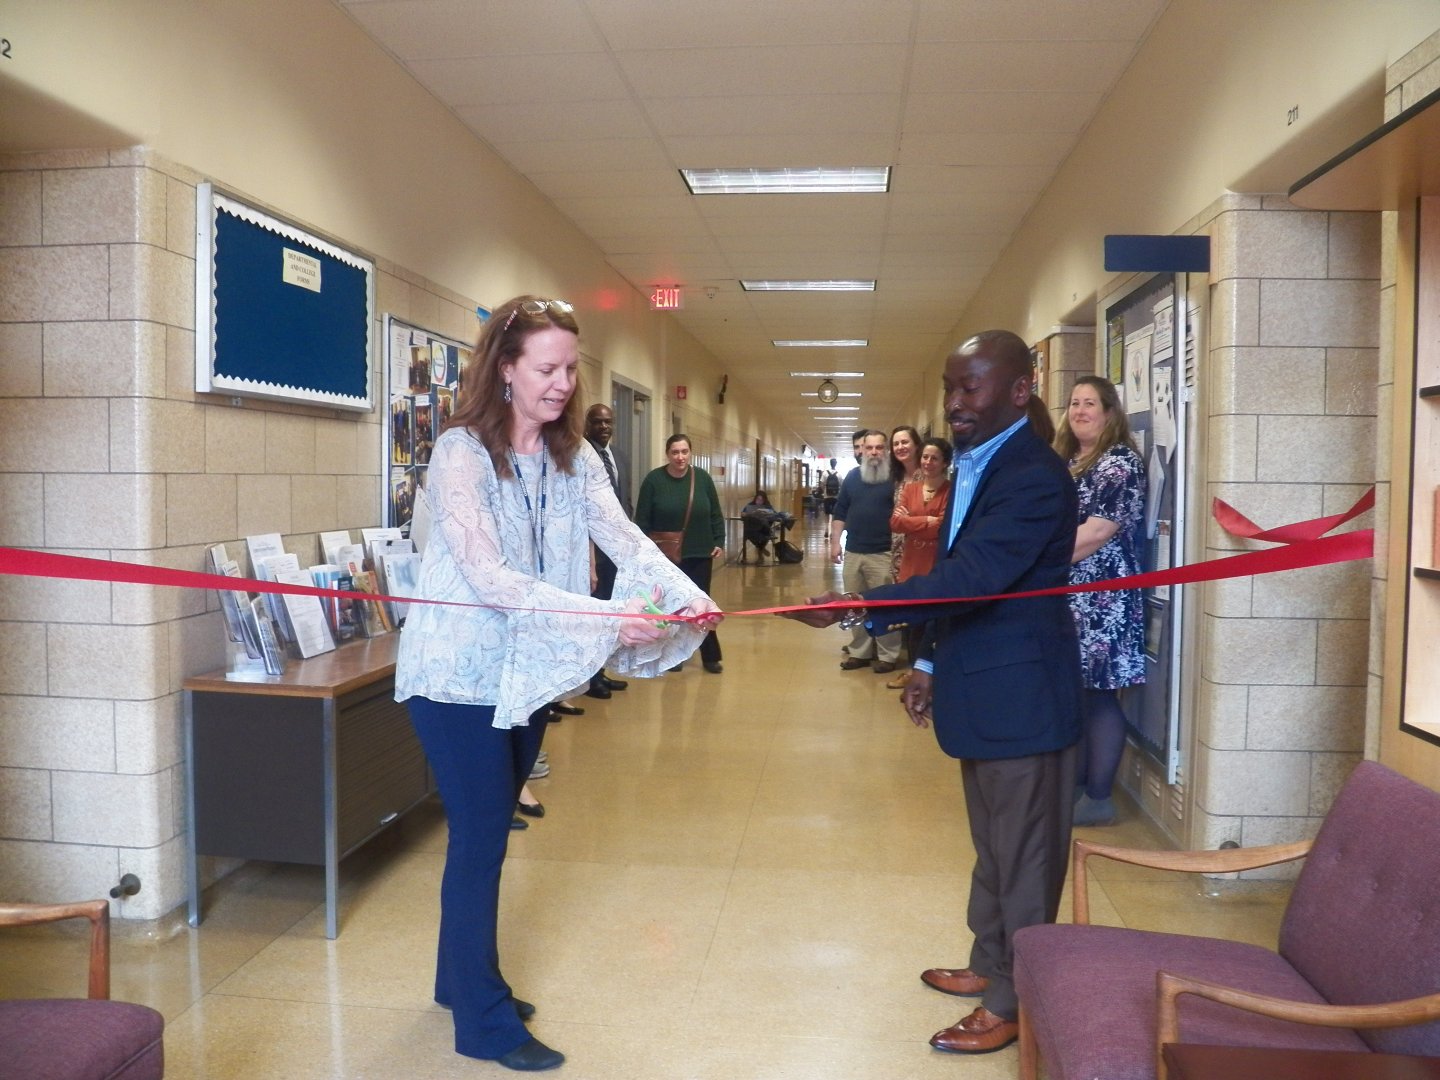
[1102,273,1191,782]
[383,315,474,529]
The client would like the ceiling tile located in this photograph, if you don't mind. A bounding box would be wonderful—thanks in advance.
[897,131,1078,169]
[642,94,902,137]
[910,40,1140,94]
[615,43,909,99]
[586,0,914,49]
[339,0,604,58]
[491,137,674,173]
[455,99,652,143]
[408,52,629,105]
[917,0,1166,42]
[903,91,1103,133]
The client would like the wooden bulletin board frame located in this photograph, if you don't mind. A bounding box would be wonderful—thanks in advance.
[195,184,374,410]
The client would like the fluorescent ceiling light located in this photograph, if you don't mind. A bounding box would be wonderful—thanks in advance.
[773,339,868,348]
[741,279,876,292]
[789,371,866,378]
[809,406,858,412]
[799,391,862,398]
[681,167,890,195]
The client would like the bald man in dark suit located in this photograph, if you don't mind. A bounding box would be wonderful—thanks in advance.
[788,329,1081,1054]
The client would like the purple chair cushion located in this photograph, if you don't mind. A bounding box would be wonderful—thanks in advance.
[1280,761,1440,1056]
[1014,924,1367,1080]
[0,998,164,1080]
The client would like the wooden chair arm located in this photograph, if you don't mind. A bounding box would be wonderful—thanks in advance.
[1155,971,1440,1080]
[0,899,111,1000]
[1071,838,1312,925]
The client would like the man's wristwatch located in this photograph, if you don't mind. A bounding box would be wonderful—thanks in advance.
[837,592,868,630]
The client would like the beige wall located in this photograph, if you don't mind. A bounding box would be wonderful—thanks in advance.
[953,0,1436,349]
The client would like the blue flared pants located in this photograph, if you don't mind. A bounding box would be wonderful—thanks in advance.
[407,697,548,1060]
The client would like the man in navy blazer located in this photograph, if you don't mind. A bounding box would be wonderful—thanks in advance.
[787,329,1081,1055]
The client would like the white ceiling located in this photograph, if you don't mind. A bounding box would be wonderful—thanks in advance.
[336,0,1168,455]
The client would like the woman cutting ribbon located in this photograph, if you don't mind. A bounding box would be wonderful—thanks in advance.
[395,295,721,1071]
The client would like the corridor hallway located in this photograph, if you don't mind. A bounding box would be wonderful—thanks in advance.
[0,522,1291,1078]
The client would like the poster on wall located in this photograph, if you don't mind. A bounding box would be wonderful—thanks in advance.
[383,315,474,529]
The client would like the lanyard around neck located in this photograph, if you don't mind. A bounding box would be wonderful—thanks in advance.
[509,442,548,576]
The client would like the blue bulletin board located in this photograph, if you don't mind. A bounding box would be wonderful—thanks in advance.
[195,185,374,410]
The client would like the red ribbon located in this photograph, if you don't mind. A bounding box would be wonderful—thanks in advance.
[0,489,1374,623]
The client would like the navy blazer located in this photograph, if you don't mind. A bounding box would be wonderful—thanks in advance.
[865,424,1081,761]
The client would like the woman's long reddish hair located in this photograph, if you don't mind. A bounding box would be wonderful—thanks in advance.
[445,295,584,478]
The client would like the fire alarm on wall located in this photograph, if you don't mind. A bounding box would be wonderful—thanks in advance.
[675,386,687,400]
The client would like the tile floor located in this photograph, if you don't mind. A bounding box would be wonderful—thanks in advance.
[0,522,1292,1078]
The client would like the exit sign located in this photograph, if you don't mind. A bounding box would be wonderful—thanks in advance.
[650,286,684,310]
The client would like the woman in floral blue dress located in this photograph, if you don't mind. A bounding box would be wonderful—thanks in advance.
[1054,375,1146,826]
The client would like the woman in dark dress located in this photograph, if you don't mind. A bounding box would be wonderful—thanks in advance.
[1054,375,1146,827]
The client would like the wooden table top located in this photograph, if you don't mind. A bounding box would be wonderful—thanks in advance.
[183,633,400,699]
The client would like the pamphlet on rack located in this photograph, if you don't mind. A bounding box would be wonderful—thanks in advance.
[207,544,266,674]
[361,526,405,566]
[259,553,303,650]
[272,567,337,658]
[319,530,353,566]
[310,563,362,642]
[377,551,423,624]
[345,562,393,635]
[250,598,286,676]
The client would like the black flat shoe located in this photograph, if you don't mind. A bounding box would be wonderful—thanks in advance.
[552,701,585,715]
[496,1037,564,1072]
[603,676,629,691]
[583,680,611,699]
[517,800,545,818]
[514,997,535,1021]
[668,663,684,672]
[510,816,528,830]
[703,661,723,674]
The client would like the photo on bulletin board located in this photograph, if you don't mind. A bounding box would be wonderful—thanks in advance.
[1107,316,1125,385]
[384,315,474,528]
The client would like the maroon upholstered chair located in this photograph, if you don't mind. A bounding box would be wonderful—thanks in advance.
[0,898,164,1080]
[1013,761,1440,1080]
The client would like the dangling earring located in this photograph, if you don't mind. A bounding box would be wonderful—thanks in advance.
[503,382,512,404]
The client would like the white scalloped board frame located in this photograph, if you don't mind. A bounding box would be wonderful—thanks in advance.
[195,183,374,411]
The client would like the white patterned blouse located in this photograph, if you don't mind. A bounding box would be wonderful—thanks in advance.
[395,426,710,727]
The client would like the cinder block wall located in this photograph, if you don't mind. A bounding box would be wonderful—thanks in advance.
[0,148,477,919]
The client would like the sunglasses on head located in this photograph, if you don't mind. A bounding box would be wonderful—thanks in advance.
[501,298,573,333]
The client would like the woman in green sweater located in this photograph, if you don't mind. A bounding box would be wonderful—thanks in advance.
[635,433,726,673]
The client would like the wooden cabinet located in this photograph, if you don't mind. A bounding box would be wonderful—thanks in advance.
[183,635,433,938]
[1402,198,1440,742]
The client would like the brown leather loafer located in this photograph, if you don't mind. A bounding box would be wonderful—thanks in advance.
[920,967,989,997]
[929,1006,1018,1054]
[839,657,872,670]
